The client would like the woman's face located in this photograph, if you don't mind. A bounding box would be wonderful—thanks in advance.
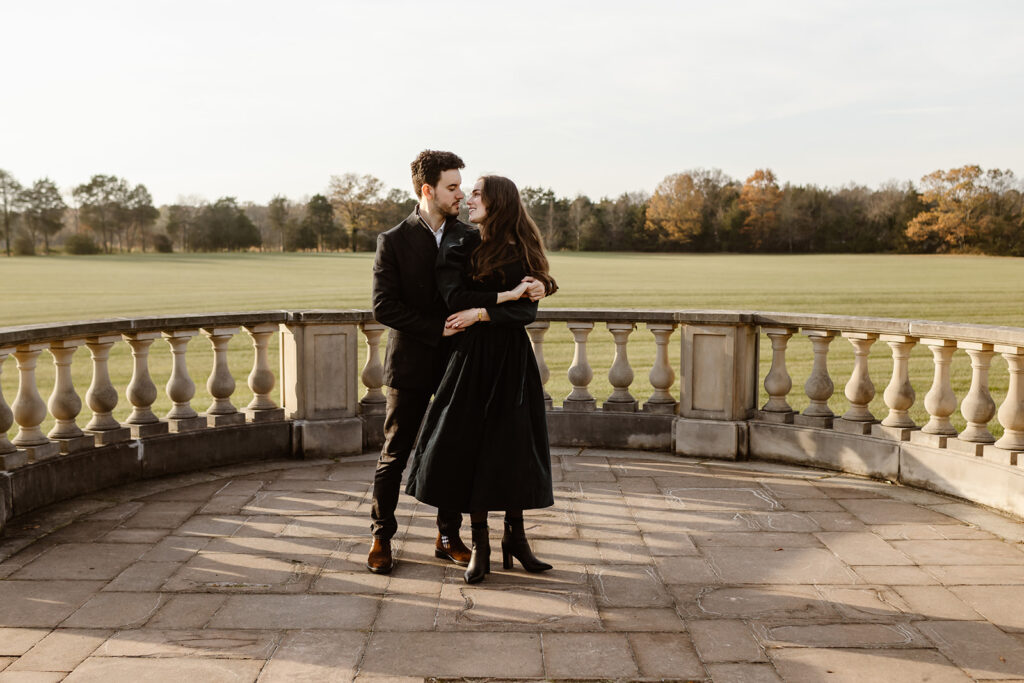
[466,179,487,224]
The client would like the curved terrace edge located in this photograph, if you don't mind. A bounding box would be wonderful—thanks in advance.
[1,308,1022,536]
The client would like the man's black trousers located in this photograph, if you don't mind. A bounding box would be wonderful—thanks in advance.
[370,386,462,540]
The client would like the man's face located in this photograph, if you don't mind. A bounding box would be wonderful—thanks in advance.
[427,169,464,217]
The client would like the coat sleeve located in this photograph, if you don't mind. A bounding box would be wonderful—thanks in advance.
[486,298,538,327]
[372,231,443,347]
[436,231,498,312]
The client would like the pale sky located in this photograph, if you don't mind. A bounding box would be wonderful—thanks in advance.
[2,0,1022,205]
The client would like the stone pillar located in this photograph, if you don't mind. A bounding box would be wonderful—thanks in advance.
[358,322,387,416]
[677,322,757,459]
[11,343,59,462]
[794,330,836,428]
[564,322,596,411]
[0,347,27,469]
[123,331,168,438]
[758,327,796,423]
[603,322,637,412]
[164,330,205,432]
[202,327,244,427]
[911,338,957,448]
[47,339,95,454]
[643,323,678,414]
[84,335,130,445]
[950,342,996,456]
[280,321,362,457]
[835,332,878,435]
[526,322,552,409]
[243,323,284,422]
[993,345,1024,458]
[872,335,918,441]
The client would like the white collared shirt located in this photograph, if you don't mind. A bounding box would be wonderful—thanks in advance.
[416,206,446,247]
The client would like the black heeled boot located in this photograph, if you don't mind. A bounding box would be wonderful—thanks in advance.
[502,516,552,572]
[464,522,490,584]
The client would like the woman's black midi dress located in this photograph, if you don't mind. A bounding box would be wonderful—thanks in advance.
[405,228,554,513]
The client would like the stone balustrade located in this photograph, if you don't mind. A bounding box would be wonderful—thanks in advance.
[2,308,1024,532]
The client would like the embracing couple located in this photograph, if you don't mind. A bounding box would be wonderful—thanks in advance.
[367,150,557,584]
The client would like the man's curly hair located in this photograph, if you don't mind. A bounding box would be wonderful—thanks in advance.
[410,150,465,198]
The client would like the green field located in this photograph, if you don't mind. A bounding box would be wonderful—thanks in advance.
[4,252,1024,440]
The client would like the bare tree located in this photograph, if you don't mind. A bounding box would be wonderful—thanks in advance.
[19,178,67,253]
[0,169,23,256]
[328,173,383,252]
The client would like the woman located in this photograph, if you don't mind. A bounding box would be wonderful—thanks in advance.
[406,175,558,584]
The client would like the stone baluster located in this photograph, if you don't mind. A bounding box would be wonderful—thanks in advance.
[954,342,996,455]
[993,346,1024,456]
[835,332,878,435]
[912,338,958,448]
[164,330,205,432]
[83,335,130,445]
[11,343,59,462]
[874,335,918,440]
[0,347,27,469]
[526,322,552,409]
[47,339,94,454]
[244,323,284,421]
[759,327,796,422]
[604,322,637,412]
[795,330,835,428]
[643,323,678,414]
[564,322,596,411]
[124,332,168,438]
[359,322,387,415]
[202,327,244,427]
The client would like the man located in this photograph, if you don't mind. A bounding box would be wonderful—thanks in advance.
[368,150,544,573]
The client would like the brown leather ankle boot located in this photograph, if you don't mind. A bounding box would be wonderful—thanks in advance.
[435,532,472,566]
[366,537,393,574]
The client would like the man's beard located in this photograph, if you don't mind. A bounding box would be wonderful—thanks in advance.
[432,197,459,217]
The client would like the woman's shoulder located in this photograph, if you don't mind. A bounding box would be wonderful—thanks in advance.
[441,222,481,254]
[446,221,480,243]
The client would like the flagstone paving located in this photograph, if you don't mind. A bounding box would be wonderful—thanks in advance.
[2,447,1024,681]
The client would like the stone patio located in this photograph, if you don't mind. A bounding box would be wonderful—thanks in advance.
[1,447,1024,682]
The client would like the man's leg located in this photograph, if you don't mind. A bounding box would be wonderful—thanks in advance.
[369,387,470,569]
[370,386,431,542]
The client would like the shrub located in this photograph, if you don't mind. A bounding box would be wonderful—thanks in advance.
[64,234,101,255]
[153,234,173,253]
[13,234,35,256]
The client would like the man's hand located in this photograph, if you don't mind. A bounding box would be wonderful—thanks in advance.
[521,276,547,302]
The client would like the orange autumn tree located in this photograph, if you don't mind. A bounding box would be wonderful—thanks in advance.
[738,169,782,249]
[906,165,1019,251]
[644,172,704,248]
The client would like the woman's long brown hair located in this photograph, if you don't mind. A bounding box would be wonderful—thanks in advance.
[471,175,558,295]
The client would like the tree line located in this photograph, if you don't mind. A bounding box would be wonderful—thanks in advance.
[0,165,1021,256]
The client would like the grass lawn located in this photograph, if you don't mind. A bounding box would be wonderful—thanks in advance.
[3,251,1024,439]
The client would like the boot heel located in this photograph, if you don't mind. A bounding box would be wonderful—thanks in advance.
[502,517,553,573]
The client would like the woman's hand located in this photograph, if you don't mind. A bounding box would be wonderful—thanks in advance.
[496,281,530,304]
[446,308,486,329]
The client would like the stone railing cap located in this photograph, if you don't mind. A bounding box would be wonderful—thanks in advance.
[286,310,376,323]
[0,311,291,347]
[4,308,1024,348]
[537,308,678,323]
